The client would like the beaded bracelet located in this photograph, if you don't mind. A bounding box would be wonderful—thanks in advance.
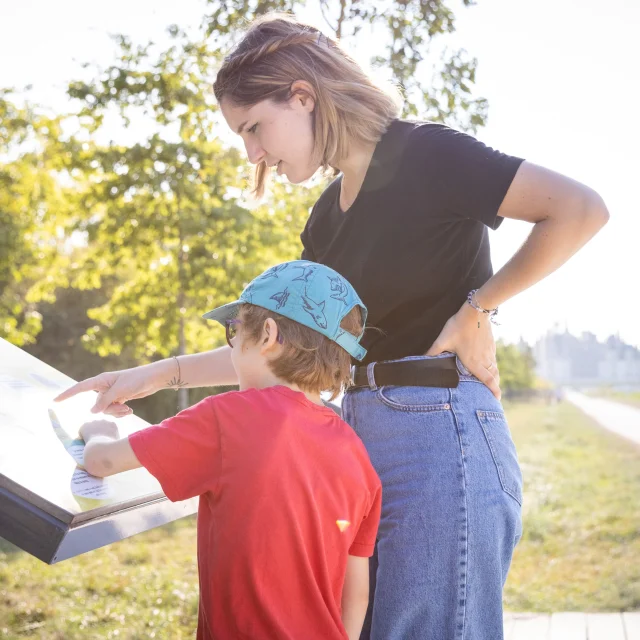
[467,289,499,325]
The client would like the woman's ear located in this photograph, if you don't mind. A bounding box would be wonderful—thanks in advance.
[290,80,316,113]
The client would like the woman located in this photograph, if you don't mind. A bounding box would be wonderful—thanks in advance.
[57,15,609,640]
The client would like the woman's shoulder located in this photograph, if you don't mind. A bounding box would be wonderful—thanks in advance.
[307,120,470,220]
[384,118,459,139]
[369,118,468,176]
[399,119,473,155]
[396,119,511,184]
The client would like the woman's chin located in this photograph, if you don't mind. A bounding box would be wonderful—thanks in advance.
[284,167,319,185]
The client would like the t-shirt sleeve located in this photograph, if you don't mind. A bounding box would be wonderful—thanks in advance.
[128,397,220,502]
[421,125,525,230]
[349,481,382,557]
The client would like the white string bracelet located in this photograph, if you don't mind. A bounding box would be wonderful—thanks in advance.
[466,289,499,325]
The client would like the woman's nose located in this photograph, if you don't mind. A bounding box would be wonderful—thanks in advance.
[244,139,266,165]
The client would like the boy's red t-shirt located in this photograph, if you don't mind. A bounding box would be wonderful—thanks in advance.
[128,385,381,640]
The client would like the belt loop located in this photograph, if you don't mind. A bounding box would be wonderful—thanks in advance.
[366,362,378,390]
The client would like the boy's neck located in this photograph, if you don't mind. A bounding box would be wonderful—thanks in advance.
[242,371,325,406]
[282,384,324,407]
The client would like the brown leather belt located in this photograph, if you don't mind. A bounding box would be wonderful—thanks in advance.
[349,356,460,389]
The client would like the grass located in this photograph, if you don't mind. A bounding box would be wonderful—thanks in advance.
[0,519,199,638]
[587,388,640,409]
[1,401,639,637]
[503,401,640,612]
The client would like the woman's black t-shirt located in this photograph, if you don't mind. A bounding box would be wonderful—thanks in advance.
[300,119,525,365]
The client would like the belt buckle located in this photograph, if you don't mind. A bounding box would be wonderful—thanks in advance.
[366,362,377,389]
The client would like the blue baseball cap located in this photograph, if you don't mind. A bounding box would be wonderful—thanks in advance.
[202,260,368,361]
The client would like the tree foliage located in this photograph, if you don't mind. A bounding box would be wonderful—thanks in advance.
[1,2,489,415]
[204,0,487,131]
[496,340,536,394]
[61,31,318,367]
[0,93,75,346]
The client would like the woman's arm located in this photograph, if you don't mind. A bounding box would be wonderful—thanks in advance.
[164,347,238,388]
[55,346,237,415]
[428,161,609,399]
[476,161,610,309]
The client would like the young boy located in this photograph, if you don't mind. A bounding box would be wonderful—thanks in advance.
[78,260,381,640]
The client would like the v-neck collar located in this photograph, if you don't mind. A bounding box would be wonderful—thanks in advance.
[335,119,408,213]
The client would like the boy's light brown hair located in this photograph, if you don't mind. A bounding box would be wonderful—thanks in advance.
[239,303,364,400]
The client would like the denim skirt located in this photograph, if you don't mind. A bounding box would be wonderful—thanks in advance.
[342,354,523,640]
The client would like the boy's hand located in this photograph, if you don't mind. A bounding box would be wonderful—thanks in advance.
[79,421,141,478]
[79,420,120,443]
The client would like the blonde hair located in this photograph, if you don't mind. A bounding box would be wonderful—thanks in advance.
[213,14,402,198]
[239,303,364,400]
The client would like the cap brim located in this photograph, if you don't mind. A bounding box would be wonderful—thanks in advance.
[202,300,241,325]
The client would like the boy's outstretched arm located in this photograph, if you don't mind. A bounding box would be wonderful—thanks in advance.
[80,420,142,477]
[341,555,370,640]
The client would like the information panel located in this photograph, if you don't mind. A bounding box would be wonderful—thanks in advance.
[0,338,197,563]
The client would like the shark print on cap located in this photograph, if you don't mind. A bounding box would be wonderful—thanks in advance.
[270,288,290,310]
[328,276,349,305]
[259,264,288,280]
[293,265,317,283]
[301,289,328,329]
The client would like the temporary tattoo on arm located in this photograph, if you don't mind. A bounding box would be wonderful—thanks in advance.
[166,375,188,389]
[166,356,188,389]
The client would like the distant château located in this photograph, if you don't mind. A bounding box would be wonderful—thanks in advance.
[532,329,640,388]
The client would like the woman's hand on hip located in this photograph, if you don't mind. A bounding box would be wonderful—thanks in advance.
[425,301,501,400]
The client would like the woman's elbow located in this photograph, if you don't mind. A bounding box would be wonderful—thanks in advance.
[585,189,610,231]
[558,188,610,239]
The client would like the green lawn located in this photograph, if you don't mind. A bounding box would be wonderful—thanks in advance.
[1,401,639,637]
[587,388,640,409]
[503,401,640,612]
[0,520,199,639]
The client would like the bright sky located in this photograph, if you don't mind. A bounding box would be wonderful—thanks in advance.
[1,0,637,347]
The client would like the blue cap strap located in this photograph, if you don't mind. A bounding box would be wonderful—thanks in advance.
[335,331,367,362]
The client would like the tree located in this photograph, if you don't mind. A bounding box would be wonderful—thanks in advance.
[496,340,536,395]
[0,93,73,346]
[61,30,319,408]
[2,1,490,412]
[204,0,488,132]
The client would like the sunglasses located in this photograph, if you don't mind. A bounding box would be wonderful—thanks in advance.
[224,318,284,349]
[225,319,242,348]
